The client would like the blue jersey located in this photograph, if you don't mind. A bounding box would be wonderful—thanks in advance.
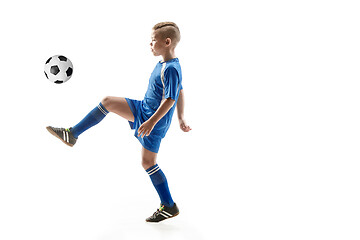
[143,58,182,135]
[125,58,182,153]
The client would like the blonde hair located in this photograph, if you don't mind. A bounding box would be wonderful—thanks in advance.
[153,22,181,46]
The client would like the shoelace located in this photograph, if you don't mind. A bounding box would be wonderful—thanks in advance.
[53,127,62,133]
[151,205,165,219]
[53,127,70,133]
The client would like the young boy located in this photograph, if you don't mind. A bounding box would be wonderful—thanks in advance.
[46,22,191,222]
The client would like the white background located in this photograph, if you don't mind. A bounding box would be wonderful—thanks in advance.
[0,0,360,239]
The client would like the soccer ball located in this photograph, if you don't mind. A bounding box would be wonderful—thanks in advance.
[44,55,73,84]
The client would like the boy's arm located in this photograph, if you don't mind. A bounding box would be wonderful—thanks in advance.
[176,89,192,132]
[176,89,185,120]
[137,98,175,137]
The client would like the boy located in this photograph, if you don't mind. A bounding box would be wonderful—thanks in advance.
[46,22,191,222]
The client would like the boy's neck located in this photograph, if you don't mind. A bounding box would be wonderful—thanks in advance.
[161,50,176,62]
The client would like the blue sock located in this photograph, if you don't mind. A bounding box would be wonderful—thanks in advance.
[146,164,174,207]
[71,102,109,138]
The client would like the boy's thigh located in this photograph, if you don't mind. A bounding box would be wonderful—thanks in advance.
[101,96,134,122]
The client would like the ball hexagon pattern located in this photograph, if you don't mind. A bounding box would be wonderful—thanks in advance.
[44,55,73,84]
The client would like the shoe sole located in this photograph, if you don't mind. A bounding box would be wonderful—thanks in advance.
[146,211,180,223]
[46,126,74,147]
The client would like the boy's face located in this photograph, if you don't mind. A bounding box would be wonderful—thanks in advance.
[150,30,168,56]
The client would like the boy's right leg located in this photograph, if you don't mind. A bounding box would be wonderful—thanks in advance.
[47,96,134,146]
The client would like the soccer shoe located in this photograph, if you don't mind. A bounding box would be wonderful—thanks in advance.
[46,126,77,147]
[146,203,179,223]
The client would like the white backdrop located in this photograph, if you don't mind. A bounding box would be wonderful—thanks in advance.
[1,0,360,239]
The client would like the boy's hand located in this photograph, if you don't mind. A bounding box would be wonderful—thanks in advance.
[179,119,192,132]
[138,119,156,138]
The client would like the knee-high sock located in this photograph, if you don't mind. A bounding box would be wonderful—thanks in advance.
[146,164,174,207]
[70,102,109,138]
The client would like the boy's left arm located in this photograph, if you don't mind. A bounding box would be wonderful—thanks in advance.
[176,89,192,132]
[137,98,175,137]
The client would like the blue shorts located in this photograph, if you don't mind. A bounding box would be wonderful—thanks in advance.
[125,98,162,153]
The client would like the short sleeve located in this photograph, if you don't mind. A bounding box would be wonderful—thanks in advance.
[163,67,180,100]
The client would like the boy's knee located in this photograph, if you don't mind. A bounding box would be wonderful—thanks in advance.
[141,147,157,170]
[142,158,156,170]
[101,96,112,109]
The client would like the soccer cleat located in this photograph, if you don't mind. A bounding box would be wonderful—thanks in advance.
[146,203,179,223]
[46,126,77,147]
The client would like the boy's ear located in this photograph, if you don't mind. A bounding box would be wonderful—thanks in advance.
[165,37,172,46]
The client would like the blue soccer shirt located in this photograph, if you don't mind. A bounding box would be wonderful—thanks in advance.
[142,58,182,137]
[126,58,183,153]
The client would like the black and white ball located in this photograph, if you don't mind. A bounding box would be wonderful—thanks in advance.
[44,55,73,84]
